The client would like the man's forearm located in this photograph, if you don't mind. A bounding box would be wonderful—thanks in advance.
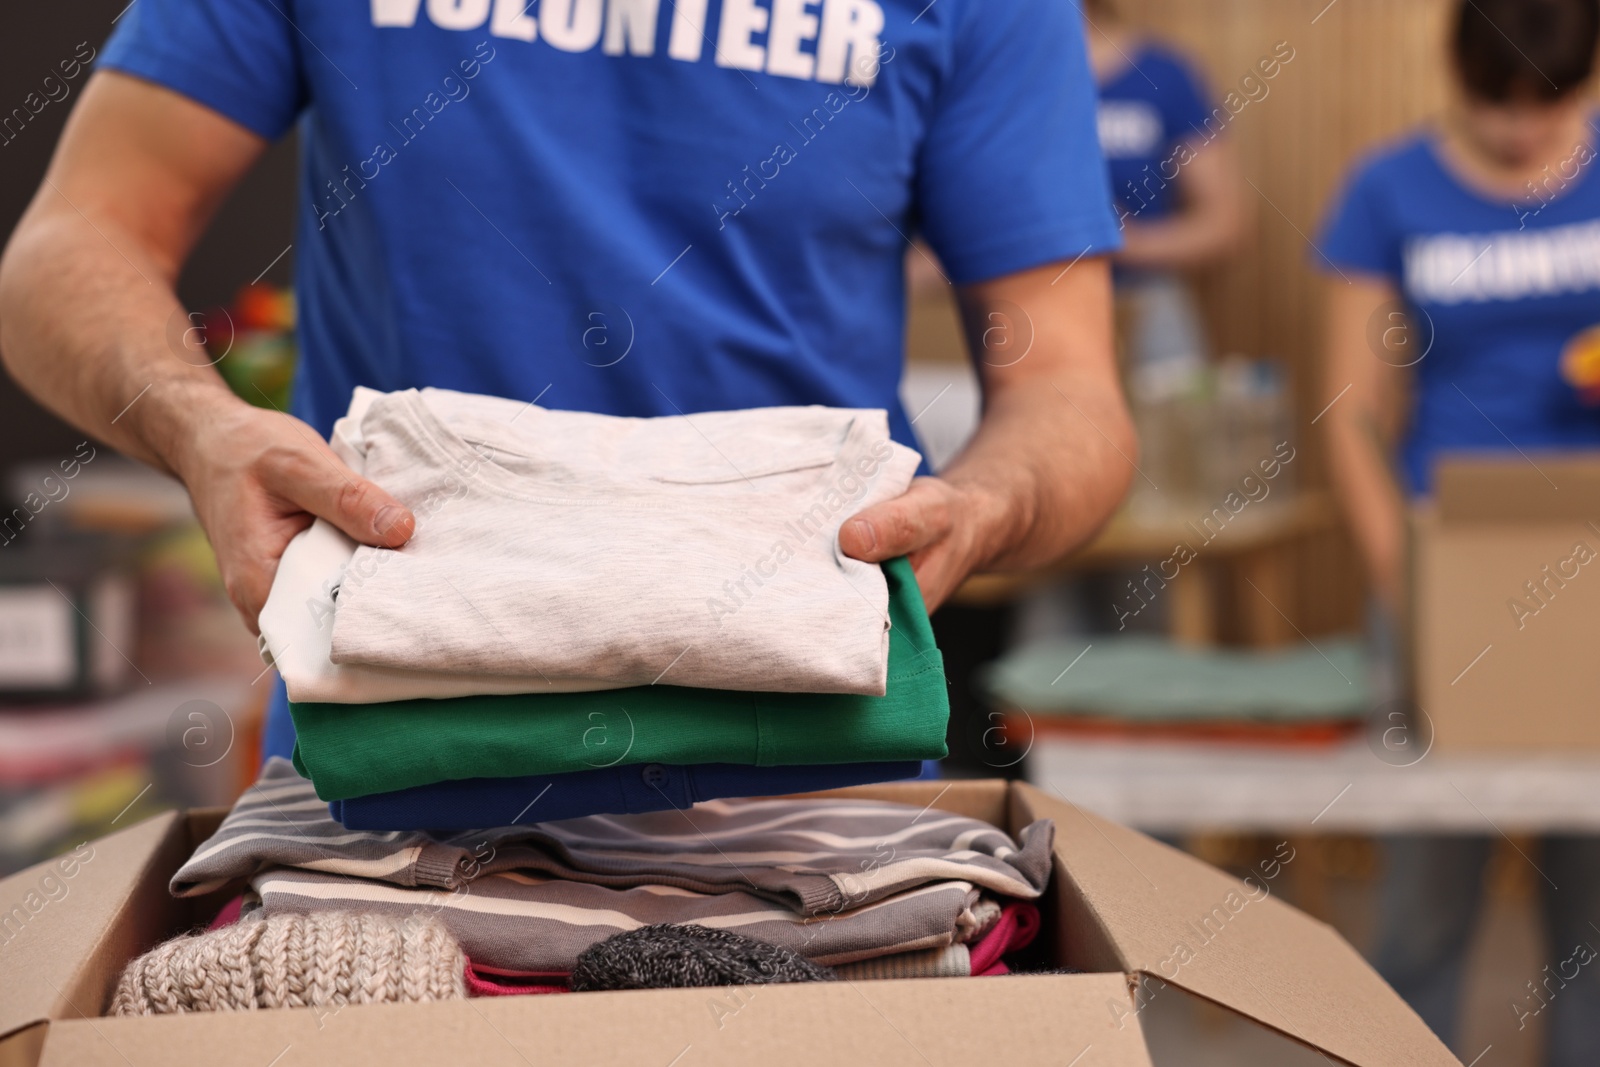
[1,74,418,628]
[941,367,1135,574]
[0,201,241,478]
[0,73,266,481]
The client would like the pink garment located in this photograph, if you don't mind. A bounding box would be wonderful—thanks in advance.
[464,957,570,997]
[968,901,1041,976]
[206,895,246,931]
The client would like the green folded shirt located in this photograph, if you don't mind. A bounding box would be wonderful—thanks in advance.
[291,557,949,800]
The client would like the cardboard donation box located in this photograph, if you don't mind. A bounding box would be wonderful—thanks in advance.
[0,781,1457,1067]
[1413,455,1600,750]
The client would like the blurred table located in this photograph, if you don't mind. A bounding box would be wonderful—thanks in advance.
[1027,735,1600,834]
[954,493,1335,646]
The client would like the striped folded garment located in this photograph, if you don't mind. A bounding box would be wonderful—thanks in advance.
[245,867,996,970]
[171,759,1054,972]
[175,759,1054,914]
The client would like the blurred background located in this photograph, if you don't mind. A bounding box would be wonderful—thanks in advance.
[2,2,1596,1064]
[0,1,296,882]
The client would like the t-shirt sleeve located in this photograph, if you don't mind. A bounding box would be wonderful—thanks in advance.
[98,0,306,140]
[915,0,1121,285]
[1317,157,1402,280]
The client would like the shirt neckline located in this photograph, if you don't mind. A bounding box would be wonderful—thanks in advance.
[371,389,883,508]
[1420,119,1600,217]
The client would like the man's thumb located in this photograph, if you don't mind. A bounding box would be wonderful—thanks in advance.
[839,480,943,563]
[266,455,415,548]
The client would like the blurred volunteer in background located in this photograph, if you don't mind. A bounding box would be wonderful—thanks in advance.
[1318,0,1600,1061]
[0,0,1137,761]
[1082,0,1246,392]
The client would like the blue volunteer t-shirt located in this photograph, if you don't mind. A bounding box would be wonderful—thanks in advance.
[101,0,1120,762]
[1319,131,1600,495]
[1096,43,1212,222]
[101,0,1119,451]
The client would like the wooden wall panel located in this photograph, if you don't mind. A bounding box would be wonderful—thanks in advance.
[1116,0,1454,634]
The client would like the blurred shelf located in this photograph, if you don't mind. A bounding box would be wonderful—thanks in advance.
[8,458,194,536]
[1027,734,1600,834]
[0,677,261,874]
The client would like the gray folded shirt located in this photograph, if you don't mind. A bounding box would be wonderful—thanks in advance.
[326,389,923,695]
[174,759,1055,917]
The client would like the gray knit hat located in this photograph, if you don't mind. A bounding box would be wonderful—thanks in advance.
[111,911,466,1015]
[570,923,837,991]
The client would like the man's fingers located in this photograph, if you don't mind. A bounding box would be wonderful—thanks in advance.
[219,524,306,634]
[839,477,952,563]
[221,564,271,635]
[258,445,416,548]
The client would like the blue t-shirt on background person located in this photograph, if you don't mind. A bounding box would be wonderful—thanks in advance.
[99,0,1120,761]
[1096,43,1213,222]
[1319,131,1600,495]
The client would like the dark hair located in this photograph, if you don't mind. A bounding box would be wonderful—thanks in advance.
[1453,0,1600,101]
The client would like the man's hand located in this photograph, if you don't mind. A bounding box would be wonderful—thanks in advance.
[170,399,416,630]
[841,255,1131,611]
[839,477,1001,611]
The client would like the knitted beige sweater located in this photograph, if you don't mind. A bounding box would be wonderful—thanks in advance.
[112,911,466,1015]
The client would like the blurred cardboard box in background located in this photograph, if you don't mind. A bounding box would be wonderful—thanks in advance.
[1413,455,1600,750]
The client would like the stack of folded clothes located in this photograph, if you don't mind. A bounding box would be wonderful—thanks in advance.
[110,760,1052,1011]
[256,387,952,828]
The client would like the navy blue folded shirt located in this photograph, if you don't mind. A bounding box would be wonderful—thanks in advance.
[329,761,923,831]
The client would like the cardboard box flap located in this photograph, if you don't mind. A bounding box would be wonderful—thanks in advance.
[0,811,185,1042]
[40,973,1158,1067]
[1435,454,1600,524]
[1017,785,1460,1067]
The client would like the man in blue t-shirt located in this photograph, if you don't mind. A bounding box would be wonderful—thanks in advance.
[0,0,1133,754]
[1318,1,1600,1061]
